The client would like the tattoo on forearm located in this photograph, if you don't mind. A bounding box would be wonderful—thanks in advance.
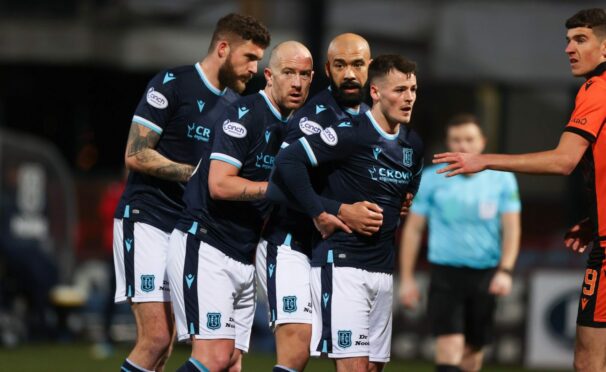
[126,122,193,182]
[237,185,267,201]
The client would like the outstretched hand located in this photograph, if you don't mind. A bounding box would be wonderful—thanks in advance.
[564,217,593,254]
[433,152,486,177]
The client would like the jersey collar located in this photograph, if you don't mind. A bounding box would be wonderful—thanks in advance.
[259,90,289,122]
[586,61,606,80]
[194,63,226,96]
[366,111,399,140]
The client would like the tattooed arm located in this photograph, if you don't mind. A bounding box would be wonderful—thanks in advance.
[208,160,267,201]
[124,123,194,182]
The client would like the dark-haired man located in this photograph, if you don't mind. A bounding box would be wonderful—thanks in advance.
[433,8,606,372]
[113,13,270,372]
[271,54,424,372]
[400,114,521,372]
[256,32,382,372]
[167,41,314,372]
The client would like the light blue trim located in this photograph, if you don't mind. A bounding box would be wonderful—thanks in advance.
[345,107,360,116]
[189,357,210,372]
[272,309,276,322]
[283,233,292,246]
[123,204,130,219]
[322,339,328,353]
[327,249,334,264]
[189,322,195,334]
[133,115,163,134]
[210,152,242,169]
[127,285,133,297]
[259,90,287,122]
[365,111,399,140]
[120,367,131,372]
[188,221,198,234]
[275,365,299,372]
[194,63,226,96]
[280,141,289,149]
[298,138,318,167]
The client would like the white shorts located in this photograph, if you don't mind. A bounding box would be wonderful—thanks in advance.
[167,228,256,352]
[255,238,312,328]
[310,264,393,363]
[113,218,171,303]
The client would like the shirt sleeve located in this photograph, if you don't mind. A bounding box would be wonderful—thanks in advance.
[498,172,521,213]
[563,79,606,143]
[131,70,178,135]
[209,103,252,169]
[282,111,329,146]
[410,170,432,216]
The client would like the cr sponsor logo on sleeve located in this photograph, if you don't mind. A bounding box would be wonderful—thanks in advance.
[146,88,168,109]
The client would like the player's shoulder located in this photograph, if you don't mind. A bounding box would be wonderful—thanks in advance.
[576,74,606,100]
[484,169,517,184]
[152,65,195,83]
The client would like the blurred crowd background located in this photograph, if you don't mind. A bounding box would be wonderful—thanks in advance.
[0,0,604,369]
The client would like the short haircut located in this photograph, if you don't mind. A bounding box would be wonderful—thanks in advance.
[208,13,271,52]
[446,113,482,133]
[368,54,417,84]
[566,8,606,38]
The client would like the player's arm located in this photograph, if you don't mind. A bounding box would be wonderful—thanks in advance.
[434,131,589,176]
[399,212,426,309]
[208,160,267,201]
[489,211,521,296]
[124,123,194,182]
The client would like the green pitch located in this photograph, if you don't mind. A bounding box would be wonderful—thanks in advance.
[0,343,560,371]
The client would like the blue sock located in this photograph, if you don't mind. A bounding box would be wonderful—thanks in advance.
[120,359,152,372]
[273,366,298,372]
[176,357,210,372]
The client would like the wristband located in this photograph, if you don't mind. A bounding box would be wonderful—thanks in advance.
[498,267,513,276]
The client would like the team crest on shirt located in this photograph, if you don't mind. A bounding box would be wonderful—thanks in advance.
[207,313,222,330]
[337,330,352,348]
[403,147,413,167]
[140,275,155,293]
[282,296,297,313]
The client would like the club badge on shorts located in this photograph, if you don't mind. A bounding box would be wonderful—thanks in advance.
[140,275,155,293]
[207,313,222,330]
[283,296,297,313]
[337,330,352,348]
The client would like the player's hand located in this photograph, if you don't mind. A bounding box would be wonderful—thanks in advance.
[488,271,512,296]
[400,193,414,218]
[399,278,421,309]
[564,217,593,254]
[313,212,353,239]
[433,152,486,177]
[338,201,383,236]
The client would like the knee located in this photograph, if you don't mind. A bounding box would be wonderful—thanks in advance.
[140,328,172,355]
[208,353,233,371]
[573,353,593,372]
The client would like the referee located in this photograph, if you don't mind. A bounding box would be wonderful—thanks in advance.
[399,114,521,372]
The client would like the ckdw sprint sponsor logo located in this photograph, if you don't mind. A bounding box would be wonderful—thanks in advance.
[146,88,168,109]
[299,117,323,135]
[255,153,275,170]
[222,120,247,138]
[368,166,412,184]
[187,123,211,142]
[320,127,338,146]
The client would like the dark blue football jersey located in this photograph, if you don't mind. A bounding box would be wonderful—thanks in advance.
[274,110,424,273]
[262,88,369,256]
[115,64,238,232]
[176,91,287,264]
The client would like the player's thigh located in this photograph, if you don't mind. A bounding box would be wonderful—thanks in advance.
[428,265,465,337]
[335,356,369,372]
[131,301,173,337]
[233,259,256,353]
[575,325,606,359]
[464,270,497,350]
[114,220,171,304]
[368,272,393,364]
[274,244,312,325]
[166,228,189,342]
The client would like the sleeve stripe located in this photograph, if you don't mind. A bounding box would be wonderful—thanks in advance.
[210,152,242,169]
[563,126,596,143]
[299,137,318,167]
[133,115,163,134]
[280,142,289,149]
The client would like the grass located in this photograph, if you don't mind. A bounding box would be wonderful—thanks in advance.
[0,343,563,371]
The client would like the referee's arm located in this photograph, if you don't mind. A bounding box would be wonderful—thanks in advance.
[489,212,521,296]
[399,212,427,308]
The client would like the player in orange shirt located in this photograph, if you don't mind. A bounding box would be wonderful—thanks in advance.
[433,8,606,372]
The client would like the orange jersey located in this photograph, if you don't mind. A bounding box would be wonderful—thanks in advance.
[564,63,606,246]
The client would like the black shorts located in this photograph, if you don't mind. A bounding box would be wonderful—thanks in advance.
[428,264,497,347]
[577,244,606,328]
